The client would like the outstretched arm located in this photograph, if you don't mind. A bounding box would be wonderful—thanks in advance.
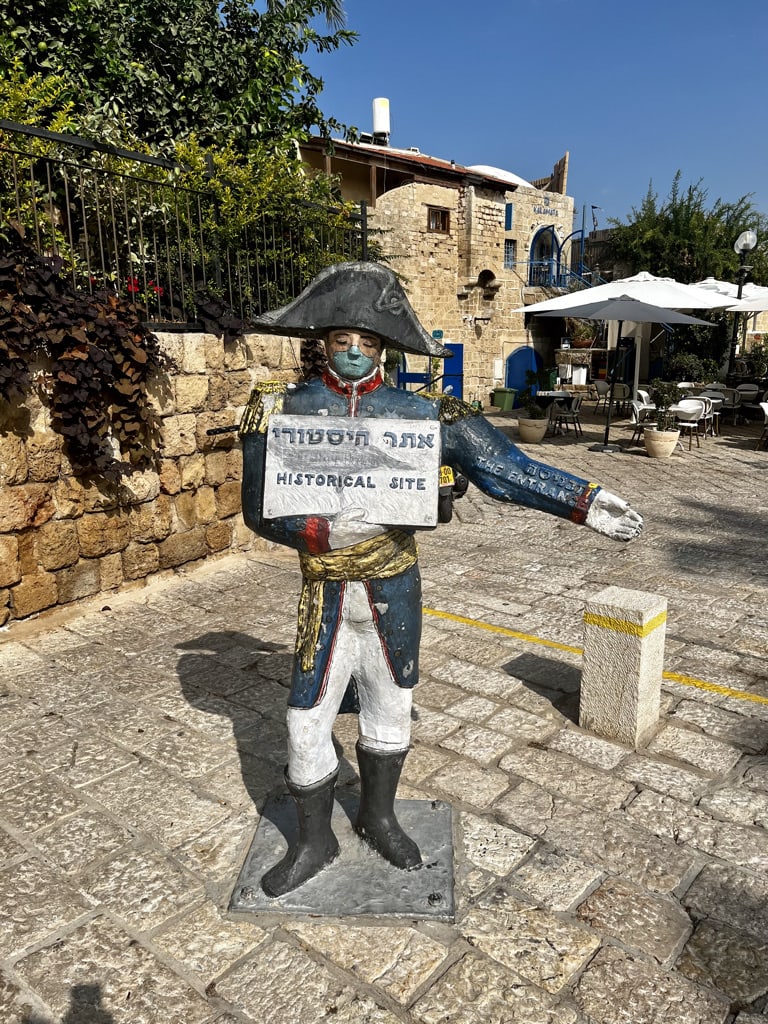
[442,409,642,541]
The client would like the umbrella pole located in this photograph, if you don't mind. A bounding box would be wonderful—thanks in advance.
[590,320,624,453]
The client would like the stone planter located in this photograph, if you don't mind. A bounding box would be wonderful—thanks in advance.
[517,416,549,443]
[644,426,681,458]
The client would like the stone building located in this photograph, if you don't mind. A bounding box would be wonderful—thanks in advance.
[301,136,576,404]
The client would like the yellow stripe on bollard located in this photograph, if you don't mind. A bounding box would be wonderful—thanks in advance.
[582,610,667,638]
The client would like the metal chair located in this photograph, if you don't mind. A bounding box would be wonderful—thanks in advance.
[673,399,706,450]
[594,380,611,412]
[719,388,742,426]
[737,383,761,420]
[629,399,653,446]
[698,392,723,436]
[698,395,715,438]
[611,383,631,416]
[553,394,584,436]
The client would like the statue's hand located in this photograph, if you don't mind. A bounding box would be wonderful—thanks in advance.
[585,489,643,542]
[328,507,386,549]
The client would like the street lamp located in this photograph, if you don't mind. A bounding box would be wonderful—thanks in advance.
[728,229,758,374]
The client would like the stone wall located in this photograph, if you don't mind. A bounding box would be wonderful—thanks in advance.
[370,180,575,403]
[0,330,298,625]
[371,182,508,404]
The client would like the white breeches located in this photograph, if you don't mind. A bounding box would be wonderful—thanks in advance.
[287,581,413,786]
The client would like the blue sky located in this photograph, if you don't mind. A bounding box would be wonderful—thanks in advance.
[310,0,768,230]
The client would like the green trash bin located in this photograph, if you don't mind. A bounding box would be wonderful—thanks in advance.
[492,387,517,411]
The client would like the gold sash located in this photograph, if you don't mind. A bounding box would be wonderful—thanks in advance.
[295,530,417,673]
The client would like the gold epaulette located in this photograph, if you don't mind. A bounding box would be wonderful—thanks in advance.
[420,392,481,425]
[239,381,289,436]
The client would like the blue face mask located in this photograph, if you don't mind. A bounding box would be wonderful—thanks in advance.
[331,346,375,381]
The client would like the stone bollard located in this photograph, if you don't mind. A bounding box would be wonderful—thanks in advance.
[579,586,667,748]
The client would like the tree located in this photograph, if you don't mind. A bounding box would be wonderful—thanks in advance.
[0,0,356,152]
[606,172,768,285]
[604,173,768,369]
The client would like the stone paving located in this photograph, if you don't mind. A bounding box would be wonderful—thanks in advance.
[1,401,767,1023]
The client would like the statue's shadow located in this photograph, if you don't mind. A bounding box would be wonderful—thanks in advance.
[173,631,358,830]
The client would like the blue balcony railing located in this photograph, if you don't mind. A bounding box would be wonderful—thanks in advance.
[508,260,607,290]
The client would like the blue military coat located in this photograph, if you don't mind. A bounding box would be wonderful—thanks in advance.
[241,370,599,709]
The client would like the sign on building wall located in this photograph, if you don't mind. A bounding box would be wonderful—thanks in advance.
[263,416,441,526]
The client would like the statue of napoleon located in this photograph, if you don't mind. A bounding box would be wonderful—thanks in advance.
[240,262,643,898]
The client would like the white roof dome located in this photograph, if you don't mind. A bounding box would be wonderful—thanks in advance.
[467,165,534,188]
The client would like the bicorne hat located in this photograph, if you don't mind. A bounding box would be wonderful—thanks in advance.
[252,261,451,358]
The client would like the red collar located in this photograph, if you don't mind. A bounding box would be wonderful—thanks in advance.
[321,368,384,397]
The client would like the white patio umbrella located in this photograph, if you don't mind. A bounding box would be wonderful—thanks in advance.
[510,271,733,315]
[691,278,768,306]
[532,296,712,451]
[515,276,724,407]
[727,295,768,312]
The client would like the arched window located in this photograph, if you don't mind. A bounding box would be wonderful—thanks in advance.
[528,226,562,287]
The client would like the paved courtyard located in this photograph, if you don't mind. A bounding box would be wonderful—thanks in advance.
[1,402,767,1023]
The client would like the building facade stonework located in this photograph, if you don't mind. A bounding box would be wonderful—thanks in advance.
[302,139,576,401]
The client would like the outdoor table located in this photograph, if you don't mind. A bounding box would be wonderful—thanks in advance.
[534,390,573,411]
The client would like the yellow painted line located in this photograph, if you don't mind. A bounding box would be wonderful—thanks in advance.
[662,671,768,706]
[583,610,667,638]
[423,606,768,707]
[424,607,582,654]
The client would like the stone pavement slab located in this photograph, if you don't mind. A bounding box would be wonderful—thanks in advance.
[1,404,767,1022]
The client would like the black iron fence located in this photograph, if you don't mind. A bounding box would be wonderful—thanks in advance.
[0,119,369,327]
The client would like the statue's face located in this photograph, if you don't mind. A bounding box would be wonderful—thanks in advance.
[325,329,383,381]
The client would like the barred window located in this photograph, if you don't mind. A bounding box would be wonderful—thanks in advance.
[503,238,517,269]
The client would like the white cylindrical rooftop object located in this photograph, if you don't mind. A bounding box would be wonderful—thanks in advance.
[372,98,390,140]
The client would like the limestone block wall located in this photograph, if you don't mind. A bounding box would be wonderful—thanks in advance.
[0,330,298,625]
[370,180,577,402]
[370,183,501,403]
[372,182,462,333]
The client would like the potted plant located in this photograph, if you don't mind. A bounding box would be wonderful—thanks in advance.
[567,318,597,349]
[644,379,681,458]
[516,370,550,443]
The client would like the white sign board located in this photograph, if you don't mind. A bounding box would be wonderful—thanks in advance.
[263,415,441,526]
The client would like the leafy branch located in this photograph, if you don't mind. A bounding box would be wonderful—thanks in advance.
[0,226,169,483]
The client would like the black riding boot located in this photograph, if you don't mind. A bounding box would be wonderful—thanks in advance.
[354,742,421,870]
[261,768,340,897]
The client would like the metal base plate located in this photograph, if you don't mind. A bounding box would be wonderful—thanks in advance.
[588,443,622,453]
[229,794,454,921]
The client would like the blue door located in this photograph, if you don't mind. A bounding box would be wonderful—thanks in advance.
[395,354,431,390]
[442,343,464,399]
[505,347,542,402]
